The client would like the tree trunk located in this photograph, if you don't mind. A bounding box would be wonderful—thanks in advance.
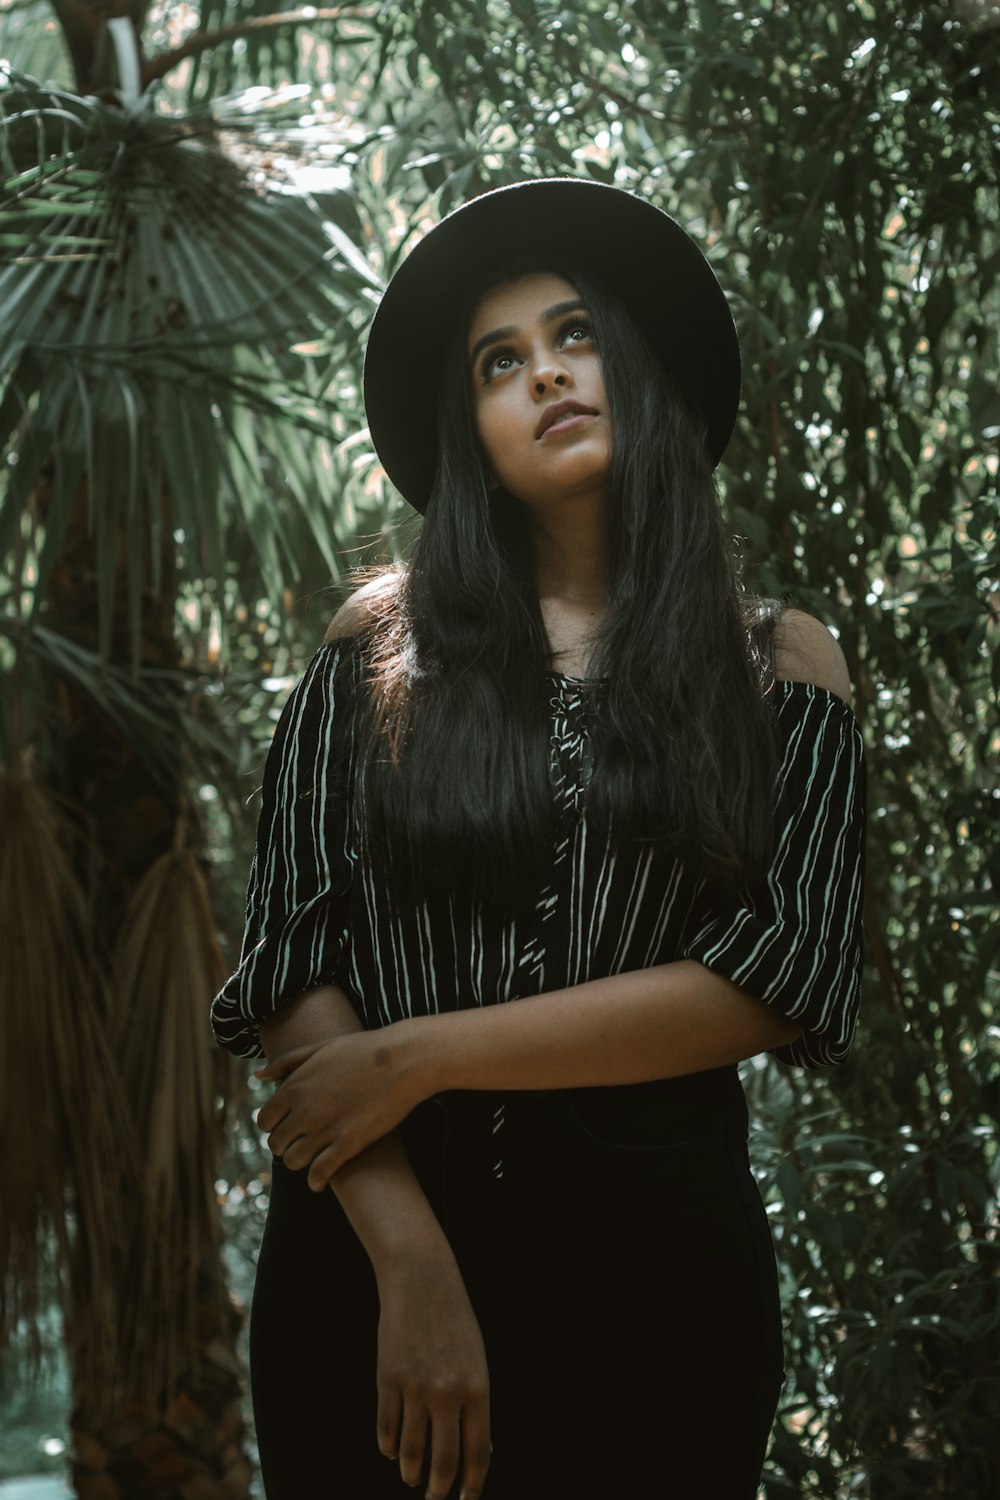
[40,479,252,1500]
[71,1288,251,1500]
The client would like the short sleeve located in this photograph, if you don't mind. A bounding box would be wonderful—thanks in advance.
[211,641,356,1059]
[682,680,866,1068]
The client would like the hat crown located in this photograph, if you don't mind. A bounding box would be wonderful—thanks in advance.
[364,178,741,510]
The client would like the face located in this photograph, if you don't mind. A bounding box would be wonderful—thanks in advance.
[466,272,612,511]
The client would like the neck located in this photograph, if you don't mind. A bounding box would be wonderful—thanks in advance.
[529,489,610,607]
[525,491,611,676]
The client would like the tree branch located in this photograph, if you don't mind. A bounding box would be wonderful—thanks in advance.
[48,2,150,95]
[126,0,155,43]
[140,6,378,89]
[49,0,98,94]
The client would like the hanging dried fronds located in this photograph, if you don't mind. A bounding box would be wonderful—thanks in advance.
[109,840,234,1396]
[0,771,131,1389]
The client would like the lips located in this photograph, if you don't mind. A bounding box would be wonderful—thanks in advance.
[535,399,598,439]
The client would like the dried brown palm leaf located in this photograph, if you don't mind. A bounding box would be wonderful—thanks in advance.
[0,771,131,1389]
[109,840,234,1394]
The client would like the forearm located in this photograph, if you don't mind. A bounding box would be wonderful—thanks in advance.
[255,963,805,1194]
[259,985,362,1057]
[260,987,454,1273]
[396,961,802,1098]
[259,992,491,1499]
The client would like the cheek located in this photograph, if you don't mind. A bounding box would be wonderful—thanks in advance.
[473,398,521,475]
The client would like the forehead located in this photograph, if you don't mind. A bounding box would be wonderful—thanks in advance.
[466,271,582,349]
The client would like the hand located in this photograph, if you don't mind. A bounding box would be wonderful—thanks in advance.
[376,1250,491,1500]
[255,1026,426,1190]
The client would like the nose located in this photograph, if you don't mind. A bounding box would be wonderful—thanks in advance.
[531,348,570,397]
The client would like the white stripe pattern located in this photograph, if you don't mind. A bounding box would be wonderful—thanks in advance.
[211,647,866,1071]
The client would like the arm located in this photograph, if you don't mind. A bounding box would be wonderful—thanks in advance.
[212,575,400,1059]
[259,961,799,1190]
[260,611,863,1181]
[386,958,801,1094]
[260,986,491,1500]
[259,987,443,1269]
[216,600,488,1496]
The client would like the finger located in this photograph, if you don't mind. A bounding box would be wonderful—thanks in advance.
[254,1042,320,1082]
[261,1109,299,1154]
[254,1095,291,1134]
[458,1394,492,1500]
[376,1377,402,1461]
[397,1397,428,1490]
[425,1408,460,1500]
[281,1134,324,1173]
[306,1141,347,1193]
[265,1119,316,1162]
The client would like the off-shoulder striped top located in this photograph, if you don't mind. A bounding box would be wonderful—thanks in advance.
[211,639,866,1070]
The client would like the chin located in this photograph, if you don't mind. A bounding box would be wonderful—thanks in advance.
[506,456,613,509]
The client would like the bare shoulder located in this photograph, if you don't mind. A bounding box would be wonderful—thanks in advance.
[324,571,401,642]
[773,608,852,704]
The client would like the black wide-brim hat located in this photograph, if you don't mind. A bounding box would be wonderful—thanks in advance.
[363,178,741,512]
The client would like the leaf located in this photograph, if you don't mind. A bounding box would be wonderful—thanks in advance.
[776,1156,804,1214]
[0,773,135,1393]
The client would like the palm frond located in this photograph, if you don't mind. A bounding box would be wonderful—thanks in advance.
[0,71,387,663]
[0,620,270,798]
[0,3,73,88]
[0,772,133,1391]
[176,3,380,105]
[109,843,234,1393]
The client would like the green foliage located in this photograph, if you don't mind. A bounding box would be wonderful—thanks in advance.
[0,1,997,1495]
[0,69,384,669]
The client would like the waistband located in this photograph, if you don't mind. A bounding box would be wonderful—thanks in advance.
[401,1064,749,1200]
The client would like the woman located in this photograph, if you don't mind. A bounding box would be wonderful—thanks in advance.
[212,179,866,1500]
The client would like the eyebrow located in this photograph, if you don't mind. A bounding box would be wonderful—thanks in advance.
[467,298,588,370]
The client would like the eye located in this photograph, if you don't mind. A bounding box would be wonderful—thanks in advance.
[558,319,594,349]
[481,346,521,383]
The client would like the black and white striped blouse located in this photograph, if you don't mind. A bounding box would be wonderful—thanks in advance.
[211,639,866,1070]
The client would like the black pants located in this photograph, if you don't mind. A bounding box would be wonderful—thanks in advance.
[250,1066,783,1498]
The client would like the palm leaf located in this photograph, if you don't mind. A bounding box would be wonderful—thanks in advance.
[0,772,133,1391]
[0,4,73,87]
[178,2,381,104]
[109,843,234,1392]
[0,71,387,664]
[0,620,268,800]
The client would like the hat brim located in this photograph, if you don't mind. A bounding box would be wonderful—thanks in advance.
[363,178,741,512]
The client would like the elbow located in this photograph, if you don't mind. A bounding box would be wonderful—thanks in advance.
[716,972,805,1058]
[768,1012,804,1047]
[729,978,804,1052]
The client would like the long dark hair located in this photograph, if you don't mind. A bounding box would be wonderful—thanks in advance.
[353,264,777,907]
